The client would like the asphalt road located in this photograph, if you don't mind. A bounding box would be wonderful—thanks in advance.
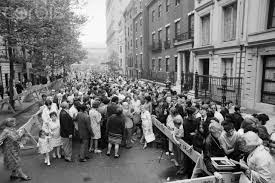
[0,142,178,183]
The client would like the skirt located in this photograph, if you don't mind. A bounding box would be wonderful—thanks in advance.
[108,132,122,145]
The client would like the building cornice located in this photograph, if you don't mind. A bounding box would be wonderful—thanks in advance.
[195,0,214,12]
[247,38,275,48]
[145,0,157,9]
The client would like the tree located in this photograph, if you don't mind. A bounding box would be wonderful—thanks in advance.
[0,0,88,107]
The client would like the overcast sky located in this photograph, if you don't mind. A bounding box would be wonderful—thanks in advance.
[79,0,106,48]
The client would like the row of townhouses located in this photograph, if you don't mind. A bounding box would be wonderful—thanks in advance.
[106,0,275,113]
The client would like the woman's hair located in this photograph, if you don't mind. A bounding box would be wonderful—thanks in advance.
[45,99,52,106]
[144,96,151,102]
[2,118,16,128]
[115,107,123,115]
[255,113,269,125]
[49,112,57,118]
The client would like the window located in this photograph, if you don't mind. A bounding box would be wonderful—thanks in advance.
[176,0,180,6]
[136,55,138,67]
[128,27,129,36]
[135,21,138,33]
[158,58,162,71]
[188,14,194,37]
[0,66,2,83]
[166,0,170,12]
[152,33,156,44]
[120,46,122,53]
[140,17,143,26]
[223,2,237,41]
[140,0,142,9]
[120,59,122,67]
[166,26,170,41]
[175,21,180,37]
[221,58,233,77]
[158,30,162,41]
[268,0,275,29]
[166,58,169,72]
[136,39,138,49]
[158,4,162,17]
[152,10,155,22]
[140,36,143,47]
[201,14,210,46]
[175,57,178,71]
[131,39,132,47]
[140,54,143,68]
[152,59,155,71]
[261,56,275,104]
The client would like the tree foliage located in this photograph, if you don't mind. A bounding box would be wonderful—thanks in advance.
[0,0,88,76]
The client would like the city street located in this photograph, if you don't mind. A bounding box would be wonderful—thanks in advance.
[0,142,175,183]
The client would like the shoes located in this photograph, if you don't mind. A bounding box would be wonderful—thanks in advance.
[114,154,120,159]
[57,154,61,159]
[89,148,94,153]
[94,149,102,153]
[47,162,51,166]
[106,152,111,156]
[65,158,73,162]
[19,176,31,181]
[126,146,132,149]
[10,175,19,181]
[79,158,87,162]
[85,156,90,160]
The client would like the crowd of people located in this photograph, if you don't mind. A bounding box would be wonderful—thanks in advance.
[0,71,274,182]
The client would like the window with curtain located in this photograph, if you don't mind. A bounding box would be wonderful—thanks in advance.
[166,26,170,41]
[175,21,180,37]
[166,0,170,12]
[268,0,275,29]
[221,58,233,77]
[152,33,156,45]
[201,14,210,46]
[188,14,194,38]
[158,30,162,42]
[158,4,162,17]
[152,59,155,71]
[223,2,237,41]
[166,58,170,72]
[158,59,162,71]
[152,10,155,22]
[262,56,275,104]
[175,57,178,71]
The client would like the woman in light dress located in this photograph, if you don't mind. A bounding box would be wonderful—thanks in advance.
[89,101,102,153]
[140,105,155,149]
[41,99,58,126]
[42,111,63,159]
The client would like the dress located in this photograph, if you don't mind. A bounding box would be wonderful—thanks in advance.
[48,120,63,148]
[0,128,22,170]
[37,137,52,154]
[89,108,102,140]
[141,110,155,143]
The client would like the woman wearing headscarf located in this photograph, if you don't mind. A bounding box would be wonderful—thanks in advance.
[239,131,274,183]
[89,101,102,153]
[0,118,31,181]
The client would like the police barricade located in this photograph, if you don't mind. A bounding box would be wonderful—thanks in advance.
[151,117,242,183]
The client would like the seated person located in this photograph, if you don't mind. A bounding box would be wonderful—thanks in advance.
[203,121,226,180]
[239,132,273,183]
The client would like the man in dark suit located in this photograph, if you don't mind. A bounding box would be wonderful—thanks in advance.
[59,102,74,162]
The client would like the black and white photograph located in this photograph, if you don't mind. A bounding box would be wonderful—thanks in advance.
[0,0,275,182]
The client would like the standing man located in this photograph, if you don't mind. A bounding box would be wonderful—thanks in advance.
[59,102,74,162]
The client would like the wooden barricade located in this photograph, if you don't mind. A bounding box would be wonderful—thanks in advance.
[151,117,242,183]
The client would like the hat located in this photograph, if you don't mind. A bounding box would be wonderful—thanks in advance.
[242,131,263,147]
[201,104,209,110]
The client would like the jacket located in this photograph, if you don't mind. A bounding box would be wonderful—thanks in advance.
[75,112,94,139]
[59,109,74,138]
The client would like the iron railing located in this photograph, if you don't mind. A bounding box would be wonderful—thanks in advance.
[181,72,194,91]
[141,71,176,85]
[194,72,243,106]
[174,30,194,43]
[151,41,162,53]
